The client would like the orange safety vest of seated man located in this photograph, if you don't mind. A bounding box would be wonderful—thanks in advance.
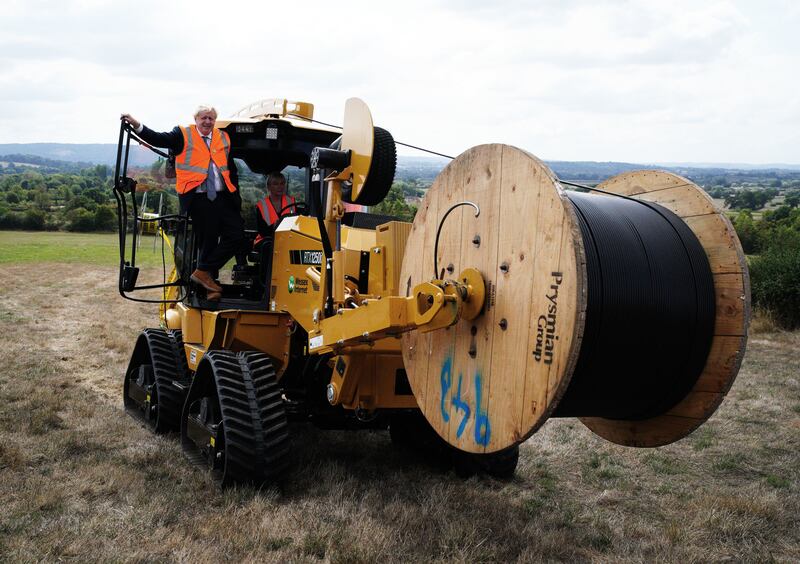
[254,172,295,247]
[175,125,237,194]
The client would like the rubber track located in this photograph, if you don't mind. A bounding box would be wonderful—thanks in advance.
[204,351,290,486]
[353,126,397,206]
[126,328,188,433]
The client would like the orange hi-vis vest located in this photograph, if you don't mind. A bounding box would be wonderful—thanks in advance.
[175,125,237,195]
[254,194,295,246]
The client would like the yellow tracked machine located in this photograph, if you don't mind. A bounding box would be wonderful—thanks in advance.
[113,98,750,486]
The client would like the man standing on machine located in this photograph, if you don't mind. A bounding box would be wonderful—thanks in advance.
[254,171,295,249]
[120,106,245,300]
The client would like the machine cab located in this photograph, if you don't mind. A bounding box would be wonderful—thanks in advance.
[113,98,398,314]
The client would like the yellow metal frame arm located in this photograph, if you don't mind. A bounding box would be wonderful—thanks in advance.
[308,269,485,355]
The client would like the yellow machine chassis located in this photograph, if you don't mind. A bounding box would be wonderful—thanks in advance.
[145,98,748,458]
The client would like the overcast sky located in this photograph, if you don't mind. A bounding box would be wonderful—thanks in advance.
[1,0,798,164]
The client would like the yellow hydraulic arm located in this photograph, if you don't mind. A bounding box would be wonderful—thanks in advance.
[308,268,485,355]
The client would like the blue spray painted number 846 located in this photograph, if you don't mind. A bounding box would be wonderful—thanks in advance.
[439,356,491,446]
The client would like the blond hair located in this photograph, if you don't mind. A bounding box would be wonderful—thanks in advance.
[193,105,218,118]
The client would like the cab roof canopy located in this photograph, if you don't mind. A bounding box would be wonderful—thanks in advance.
[217,98,341,175]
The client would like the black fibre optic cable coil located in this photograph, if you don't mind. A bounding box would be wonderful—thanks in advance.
[554,191,716,420]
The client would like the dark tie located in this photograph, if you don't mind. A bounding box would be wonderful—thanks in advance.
[202,136,218,201]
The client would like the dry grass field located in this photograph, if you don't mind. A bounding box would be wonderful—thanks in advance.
[0,233,798,562]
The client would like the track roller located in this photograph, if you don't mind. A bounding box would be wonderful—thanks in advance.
[123,329,189,433]
[181,351,290,487]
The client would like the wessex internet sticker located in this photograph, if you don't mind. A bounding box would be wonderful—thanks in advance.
[288,275,295,293]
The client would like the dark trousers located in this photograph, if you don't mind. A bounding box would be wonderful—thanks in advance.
[183,190,245,272]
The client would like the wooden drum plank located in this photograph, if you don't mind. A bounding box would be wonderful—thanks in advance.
[684,214,743,274]
[448,145,502,450]
[603,170,715,217]
[549,212,587,410]
[400,174,441,413]
[422,155,464,443]
[666,391,723,418]
[693,335,746,393]
[580,415,705,448]
[486,148,549,451]
[714,273,748,335]
[633,186,716,217]
[598,170,691,196]
[518,152,583,444]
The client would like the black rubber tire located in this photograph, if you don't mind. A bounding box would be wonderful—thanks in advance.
[390,410,519,479]
[347,126,396,206]
[181,351,290,487]
[123,328,189,434]
[389,411,441,449]
[452,446,520,480]
[473,445,520,480]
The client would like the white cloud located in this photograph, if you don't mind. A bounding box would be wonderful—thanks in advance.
[0,0,797,164]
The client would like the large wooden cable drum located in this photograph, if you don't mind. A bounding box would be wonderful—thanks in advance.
[400,145,586,454]
[399,145,750,453]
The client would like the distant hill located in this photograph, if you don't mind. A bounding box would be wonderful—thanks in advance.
[2,143,799,182]
[0,143,155,168]
[0,152,95,173]
[655,162,800,172]
[395,156,450,181]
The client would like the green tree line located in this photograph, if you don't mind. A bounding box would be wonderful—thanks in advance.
[731,203,800,329]
[0,160,424,232]
[0,165,122,232]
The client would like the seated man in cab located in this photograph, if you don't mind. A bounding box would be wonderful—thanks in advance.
[254,171,296,250]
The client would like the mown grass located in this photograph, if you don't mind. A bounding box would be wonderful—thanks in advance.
[0,230,172,267]
[0,240,798,561]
